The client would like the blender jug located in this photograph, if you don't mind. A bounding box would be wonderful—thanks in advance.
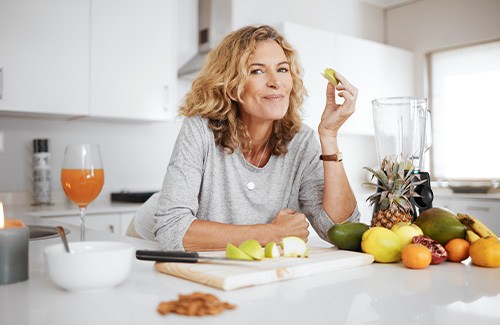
[372,97,430,171]
[372,96,433,215]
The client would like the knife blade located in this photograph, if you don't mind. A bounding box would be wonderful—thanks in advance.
[136,250,257,263]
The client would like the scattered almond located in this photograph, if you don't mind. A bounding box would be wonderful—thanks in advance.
[157,291,236,317]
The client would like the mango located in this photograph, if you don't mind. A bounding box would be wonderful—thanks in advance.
[328,222,369,252]
[414,207,466,246]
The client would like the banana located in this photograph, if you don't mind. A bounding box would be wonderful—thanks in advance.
[456,213,498,239]
[466,229,481,243]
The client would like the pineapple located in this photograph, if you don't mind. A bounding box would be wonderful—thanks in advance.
[364,156,425,229]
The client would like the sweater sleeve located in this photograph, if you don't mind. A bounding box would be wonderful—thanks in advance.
[298,132,360,243]
[153,116,207,250]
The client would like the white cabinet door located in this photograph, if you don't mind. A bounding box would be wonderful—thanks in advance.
[90,0,177,121]
[280,22,414,135]
[0,0,89,117]
[46,213,121,234]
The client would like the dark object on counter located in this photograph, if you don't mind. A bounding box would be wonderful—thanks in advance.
[33,138,51,205]
[28,225,70,241]
[136,250,256,263]
[110,191,157,203]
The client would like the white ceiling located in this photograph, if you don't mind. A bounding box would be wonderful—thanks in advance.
[359,0,422,9]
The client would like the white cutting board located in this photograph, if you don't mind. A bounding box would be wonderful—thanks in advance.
[155,247,374,290]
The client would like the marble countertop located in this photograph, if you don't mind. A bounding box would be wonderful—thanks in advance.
[1,191,143,218]
[1,211,500,325]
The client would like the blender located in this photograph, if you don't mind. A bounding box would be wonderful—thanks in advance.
[372,97,434,218]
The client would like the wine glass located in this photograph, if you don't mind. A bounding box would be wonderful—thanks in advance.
[61,144,104,241]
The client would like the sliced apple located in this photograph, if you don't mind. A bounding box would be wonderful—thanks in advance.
[225,243,253,260]
[281,236,308,258]
[238,239,265,260]
[322,68,338,86]
[264,242,281,258]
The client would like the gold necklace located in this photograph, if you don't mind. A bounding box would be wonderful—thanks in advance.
[247,139,269,191]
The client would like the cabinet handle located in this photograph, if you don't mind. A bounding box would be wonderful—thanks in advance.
[109,225,115,233]
[467,206,490,212]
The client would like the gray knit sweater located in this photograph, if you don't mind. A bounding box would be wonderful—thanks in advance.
[136,115,359,250]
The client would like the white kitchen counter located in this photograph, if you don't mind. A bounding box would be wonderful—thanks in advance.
[1,211,500,325]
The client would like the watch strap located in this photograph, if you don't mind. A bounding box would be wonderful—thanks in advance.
[319,152,343,162]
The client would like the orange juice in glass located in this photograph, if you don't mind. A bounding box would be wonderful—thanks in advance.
[61,144,104,241]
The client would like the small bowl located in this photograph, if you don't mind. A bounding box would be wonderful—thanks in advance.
[44,241,134,292]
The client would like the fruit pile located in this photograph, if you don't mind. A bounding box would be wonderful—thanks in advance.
[327,207,500,269]
[225,237,308,261]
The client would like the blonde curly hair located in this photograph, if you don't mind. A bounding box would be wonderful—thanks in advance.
[179,25,306,155]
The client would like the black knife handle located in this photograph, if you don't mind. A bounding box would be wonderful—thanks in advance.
[136,250,200,263]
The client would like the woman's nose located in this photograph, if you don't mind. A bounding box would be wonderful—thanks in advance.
[266,72,281,88]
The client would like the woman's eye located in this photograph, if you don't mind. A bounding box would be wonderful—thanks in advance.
[250,69,264,75]
[278,67,289,73]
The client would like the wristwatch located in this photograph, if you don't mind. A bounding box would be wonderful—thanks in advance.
[319,152,343,162]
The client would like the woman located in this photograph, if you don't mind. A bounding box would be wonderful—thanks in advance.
[134,25,359,251]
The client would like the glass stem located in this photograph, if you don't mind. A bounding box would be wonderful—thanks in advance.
[79,207,87,241]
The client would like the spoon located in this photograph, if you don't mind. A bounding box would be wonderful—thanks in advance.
[56,226,71,253]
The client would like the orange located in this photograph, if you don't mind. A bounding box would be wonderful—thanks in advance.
[469,237,500,267]
[402,244,432,269]
[445,238,470,262]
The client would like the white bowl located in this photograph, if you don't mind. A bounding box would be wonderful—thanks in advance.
[44,241,134,292]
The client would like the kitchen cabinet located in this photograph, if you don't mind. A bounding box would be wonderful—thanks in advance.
[89,0,177,121]
[0,0,90,117]
[279,22,414,135]
[433,195,500,234]
[0,0,177,121]
[45,211,135,235]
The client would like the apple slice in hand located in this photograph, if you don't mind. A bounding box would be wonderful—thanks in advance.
[281,236,308,258]
[322,68,338,86]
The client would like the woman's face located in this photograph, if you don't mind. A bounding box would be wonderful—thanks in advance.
[238,39,293,124]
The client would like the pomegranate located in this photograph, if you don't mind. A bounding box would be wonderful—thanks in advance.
[412,235,448,264]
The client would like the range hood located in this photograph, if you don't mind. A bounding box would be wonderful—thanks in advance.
[178,0,233,79]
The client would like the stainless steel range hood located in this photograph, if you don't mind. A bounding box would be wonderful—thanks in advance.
[178,0,233,79]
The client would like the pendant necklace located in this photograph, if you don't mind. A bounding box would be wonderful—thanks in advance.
[246,139,269,191]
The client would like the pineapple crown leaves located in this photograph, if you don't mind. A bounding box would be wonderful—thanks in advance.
[363,155,427,213]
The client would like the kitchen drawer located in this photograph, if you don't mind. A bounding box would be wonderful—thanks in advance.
[45,213,121,235]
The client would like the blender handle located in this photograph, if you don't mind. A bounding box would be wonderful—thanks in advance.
[425,110,432,153]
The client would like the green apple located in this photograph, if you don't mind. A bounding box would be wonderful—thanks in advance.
[281,236,308,258]
[239,239,265,260]
[391,222,424,248]
[322,68,338,86]
[225,243,253,260]
[264,242,280,258]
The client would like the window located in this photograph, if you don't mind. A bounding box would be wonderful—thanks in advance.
[429,40,500,181]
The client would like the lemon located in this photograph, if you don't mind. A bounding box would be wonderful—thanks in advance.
[361,227,402,263]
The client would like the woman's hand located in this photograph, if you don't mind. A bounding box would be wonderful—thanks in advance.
[318,71,358,138]
[270,208,309,242]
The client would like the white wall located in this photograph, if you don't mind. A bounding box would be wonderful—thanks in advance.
[0,116,183,195]
[231,0,385,43]
[386,0,500,96]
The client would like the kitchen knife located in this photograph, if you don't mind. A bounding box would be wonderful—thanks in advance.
[136,250,258,263]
